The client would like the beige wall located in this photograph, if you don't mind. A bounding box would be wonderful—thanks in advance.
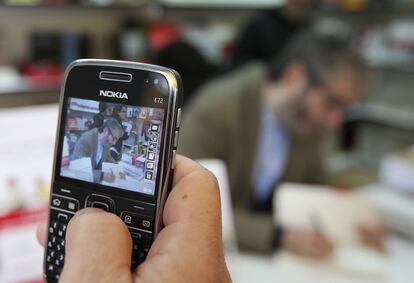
[0,7,140,64]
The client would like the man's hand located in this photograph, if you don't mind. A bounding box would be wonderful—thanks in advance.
[358,224,388,252]
[282,229,334,259]
[38,155,232,283]
[103,169,116,183]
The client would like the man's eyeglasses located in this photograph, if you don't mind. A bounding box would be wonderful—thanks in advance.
[319,89,351,112]
[107,127,120,143]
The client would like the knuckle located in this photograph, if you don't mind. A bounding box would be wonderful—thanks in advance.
[198,168,220,193]
[69,209,124,231]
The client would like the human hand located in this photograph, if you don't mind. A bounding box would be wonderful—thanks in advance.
[103,169,116,183]
[282,228,334,259]
[119,171,127,180]
[38,155,232,283]
[358,224,388,252]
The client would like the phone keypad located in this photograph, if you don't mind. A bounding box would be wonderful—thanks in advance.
[46,193,155,281]
[130,229,152,270]
[124,212,153,270]
[45,194,78,282]
[50,194,79,213]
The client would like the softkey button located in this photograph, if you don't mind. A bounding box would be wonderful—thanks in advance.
[121,212,153,231]
[51,194,79,213]
[141,219,152,230]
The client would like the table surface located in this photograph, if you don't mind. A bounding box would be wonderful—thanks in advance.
[226,235,414,283]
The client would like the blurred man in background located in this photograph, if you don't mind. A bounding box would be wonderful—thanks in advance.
[179,32,384,257]
[72,118,123,184]
[230,0,311,69]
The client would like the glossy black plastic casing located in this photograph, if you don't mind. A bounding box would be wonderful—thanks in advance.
[43,59,183,282]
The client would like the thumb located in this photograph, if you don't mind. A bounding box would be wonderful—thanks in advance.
[60,208,133,283]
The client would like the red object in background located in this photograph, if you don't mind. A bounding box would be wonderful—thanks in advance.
[333,185,352,192]
[148,22,182,53]
[61,155,70,168]
[222,42,236,61]
[0,206,47,283]
[67,116,79,131]
[0,206,47,231]
[21,62,63,87]
[130,154,140,166]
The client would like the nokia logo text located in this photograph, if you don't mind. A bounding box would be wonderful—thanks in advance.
[99,90,128,99]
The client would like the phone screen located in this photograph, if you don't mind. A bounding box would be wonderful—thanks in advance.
[59,97,165,196]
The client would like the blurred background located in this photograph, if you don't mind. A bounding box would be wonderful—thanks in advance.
[0,0,414,282]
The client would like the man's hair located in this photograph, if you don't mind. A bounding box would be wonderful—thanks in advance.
[99,118,123,135]
[112,105,124,117]
[266,31,363,85]
[99,102,108,113]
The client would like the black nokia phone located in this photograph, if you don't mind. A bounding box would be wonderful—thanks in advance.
[44,59,183,282]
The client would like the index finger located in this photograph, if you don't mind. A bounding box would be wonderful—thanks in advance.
[164,154,221,227]
[172,155,209,186]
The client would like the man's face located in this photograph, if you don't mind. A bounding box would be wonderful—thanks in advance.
[101,127,123,147]
[119,107,127,120]
[105,107,113,117]
[278,62,362,136]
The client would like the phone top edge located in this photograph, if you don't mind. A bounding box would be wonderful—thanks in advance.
[64,59,182,107]
[66,59,178,78]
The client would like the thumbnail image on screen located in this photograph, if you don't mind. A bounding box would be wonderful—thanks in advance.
[60,97,165,196]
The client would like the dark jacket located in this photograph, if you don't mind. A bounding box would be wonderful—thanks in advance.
[112,115,129,161]
[231,9,305,69]
[72,128,115,182]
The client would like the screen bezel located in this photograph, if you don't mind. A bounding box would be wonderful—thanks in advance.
[52,62,176,205]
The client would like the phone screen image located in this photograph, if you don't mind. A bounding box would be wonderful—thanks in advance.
[60,97,165,196]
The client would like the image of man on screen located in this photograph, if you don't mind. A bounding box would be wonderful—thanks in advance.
[71,118,124,183]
